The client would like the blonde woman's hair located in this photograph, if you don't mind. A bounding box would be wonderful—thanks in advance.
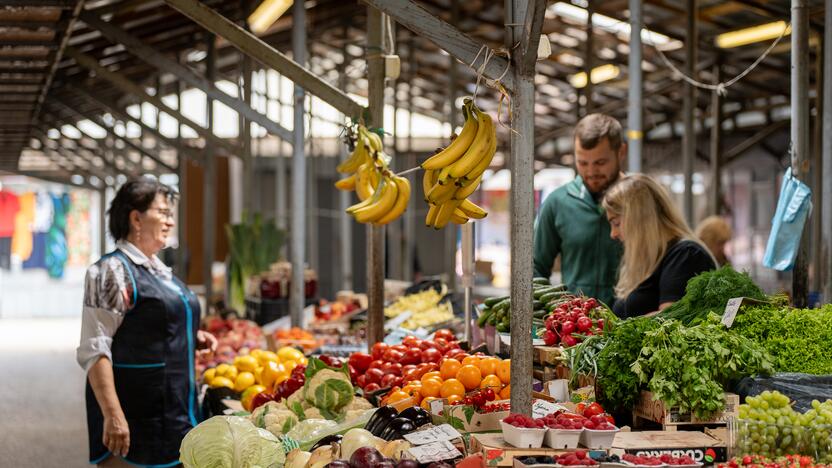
[602,174,714,299]
[695,216,732,246]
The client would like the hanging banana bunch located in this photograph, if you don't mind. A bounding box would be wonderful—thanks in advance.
[334,125,411,226]
[422,98,494,229]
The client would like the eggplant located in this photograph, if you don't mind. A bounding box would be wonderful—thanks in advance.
[310,434,343,451]
[379,417,416,441]
[365,406,399,437]
[397,406,430,428]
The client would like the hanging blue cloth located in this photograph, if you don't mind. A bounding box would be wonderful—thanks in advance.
[763,168,813,271]
[45,193,70,279]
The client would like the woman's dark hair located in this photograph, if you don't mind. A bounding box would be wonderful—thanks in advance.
[108,177,177,241]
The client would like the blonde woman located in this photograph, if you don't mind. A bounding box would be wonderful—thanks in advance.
[602,174,716,318]
[695,216,732,266]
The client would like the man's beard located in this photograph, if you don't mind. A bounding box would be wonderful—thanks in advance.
[587,171,621,197]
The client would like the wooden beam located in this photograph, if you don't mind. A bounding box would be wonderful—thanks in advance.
[2,0,77,7]
[79,10,295,142]
[361,0,515,91]
[161,0,366,119]
[64,46,240,158]
[518,0,546,76]
[723,119,789,164]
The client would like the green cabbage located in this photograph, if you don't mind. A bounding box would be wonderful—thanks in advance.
[179,416,284,468]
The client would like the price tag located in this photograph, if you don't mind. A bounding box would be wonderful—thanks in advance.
[407,440,462,464]
[721,297,745,328]
[429,398,445,416]
[403,424,462,445]
[532,399,565,418]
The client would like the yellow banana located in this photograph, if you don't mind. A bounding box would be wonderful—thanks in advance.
[448,109,493,179]
[366,129,383,153]
[434,199,462,229]
[354,176,399,223]
[334,174,356,191]
[337,135,368,174]
[453,174,482,200]
[425,204,439,227]
[462,120,497,181]
[421,100,478,170]
[451,209,469,225]
[422,169,437,202]
[355,162,376,201]
[436,165,453,185]
[375,176,411,225]
[426,180,456,204]
[459,199,487,219]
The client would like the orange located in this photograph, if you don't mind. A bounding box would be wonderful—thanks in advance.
[421,396,438,411]
[387,390,410,404]
[480,375,503,390]
[496,359,511,384]
[402,382,422,394]
[420,378,442,398]
[456,365,482,391]
[440,359,462,380]
[500,384,511,399]
[446,394,463,405]
[461,355,481,367]
[421,371,441,384]
[440,379,465,398]
[478,357,500,376]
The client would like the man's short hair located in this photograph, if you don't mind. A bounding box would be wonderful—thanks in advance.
[574,113,623,152]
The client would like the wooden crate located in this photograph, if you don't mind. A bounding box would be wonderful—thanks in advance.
[534,345,562,365]
[632,391,738,431]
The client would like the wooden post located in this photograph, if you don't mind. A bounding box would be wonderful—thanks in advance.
[176,62,188,280]
[584,1,594,114]
[822,0,832,303]
[204,33,217,314]
[791,0,810,308]
[709,63,722,216]
[682,0,698,226]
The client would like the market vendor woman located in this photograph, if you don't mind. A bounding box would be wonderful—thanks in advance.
[76,177,217,467]
[603,174,716,318]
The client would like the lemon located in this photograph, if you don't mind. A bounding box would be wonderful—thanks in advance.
[225,365,238,381]
[216,363,231,377]
[257,351,279,366]
[281,359,297,374]
[234,372,256,392]
[203,368,216,384]
[241,385,266,411]
[234,355,259,373]
[210,376,234,389]
[277,346,303,363]
[250,349,264,360]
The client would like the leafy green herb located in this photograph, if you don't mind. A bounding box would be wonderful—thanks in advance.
[657,266,766,325]
[595,317,658,411]
[633,320,773,418]
[561,334,609,388]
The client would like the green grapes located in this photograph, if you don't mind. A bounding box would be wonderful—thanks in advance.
[736,391,804,457]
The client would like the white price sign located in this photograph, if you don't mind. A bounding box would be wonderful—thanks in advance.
[403,424,462,445]
[407,441,462,464]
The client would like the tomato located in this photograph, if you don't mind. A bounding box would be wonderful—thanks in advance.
[444,348,465,359]
[418,340,435,351]
[401,364,417,374]
[402,335,422,347]
[366,368,384,385]
[364,382,381,393]
[433,329,455,342]
[402,368,421,382]
[383,348,404,363]
[391,344,408,354]
[381,361,403,376]
[371,342,389,360]
[356,374,367,388]
[381,373,399,388]
[421,348,442,363]
[400,347,422,366]
[369,359,385,370]
[348,352,373,372]
[584,402,604,418]
[575,403,586,414]
[433,338,449,353]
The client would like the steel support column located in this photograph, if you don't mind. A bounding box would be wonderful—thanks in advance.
[339,23,353,291]
[682,0,698,225]
[627,0,642,173]
[176,70,188,280]
[366,6,387,349]
[290,0,307,328]
[445,0,460,291]
[584,1,594,114]
[791,0,810,307]
[822,0,832,302]
[403,34,416,283]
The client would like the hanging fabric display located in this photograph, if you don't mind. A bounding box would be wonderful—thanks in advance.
[762,168,813,271]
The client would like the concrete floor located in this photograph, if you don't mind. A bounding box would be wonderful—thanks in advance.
[0,318,89,468]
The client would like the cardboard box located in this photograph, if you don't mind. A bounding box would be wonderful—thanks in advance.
[430,400,509,433]
[633,391,739,427]
[610,431,727,464]
[470,433,569,467]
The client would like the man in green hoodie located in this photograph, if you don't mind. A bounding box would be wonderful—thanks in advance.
[533,114,626,306]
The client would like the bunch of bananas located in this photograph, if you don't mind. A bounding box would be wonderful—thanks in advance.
[334,125,411,226]
[421,99,494,229]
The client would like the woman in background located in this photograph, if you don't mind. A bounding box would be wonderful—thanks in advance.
[696,215,733,266]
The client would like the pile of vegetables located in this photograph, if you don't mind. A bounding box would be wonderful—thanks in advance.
[540,296,615,347]
[478,278,566,332]
[657,266,766,325]
[179,416,284,468]
[730,303,832,375]
[594,317,659,411]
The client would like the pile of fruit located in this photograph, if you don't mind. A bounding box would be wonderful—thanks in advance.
[197,316,264,375]
[478,278,565,333]
[719,455,824,468]
[335,124,410,226]
[383,288,453,330]
[272,327,320,352]
[541,296,610,347]
[201,346,308,411]
[737,391,832,461]
[421,98,493,228]
[313,297,361,322]
[554,451,599,466]
[503,413,548,429]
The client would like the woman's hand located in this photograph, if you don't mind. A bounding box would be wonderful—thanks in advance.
[103,411,130,457]
[196,330,218,357]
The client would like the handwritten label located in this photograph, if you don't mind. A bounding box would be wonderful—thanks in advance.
[407,440,462,463]
[532,399,565,418]
[404,424,463,445]
[430,398,445,416]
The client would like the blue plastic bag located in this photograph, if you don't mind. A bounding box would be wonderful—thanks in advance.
[762,168,812,271]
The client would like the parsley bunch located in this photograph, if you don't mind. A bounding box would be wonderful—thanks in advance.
[632,320,774,418]
[595,317,659,411]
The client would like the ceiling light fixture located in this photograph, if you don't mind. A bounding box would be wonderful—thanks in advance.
[715,21,790,49]
[569,64,620,88]
[248,0,293,35]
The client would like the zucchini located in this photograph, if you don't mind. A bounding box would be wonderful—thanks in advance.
[539,291,566,303]
[496,322,510,333]
[493,298,511,313]
[477,308,493,327]
[534,285,565,299]
[484,295,509,307]
[533,277,550,285]
[533,300,544,309]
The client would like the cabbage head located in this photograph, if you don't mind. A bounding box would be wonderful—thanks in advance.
[179,415,284,468]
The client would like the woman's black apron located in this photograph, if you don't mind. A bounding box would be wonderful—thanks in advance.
[86,250,200,467]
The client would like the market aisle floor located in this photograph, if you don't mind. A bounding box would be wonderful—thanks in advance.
[0,318,89,468]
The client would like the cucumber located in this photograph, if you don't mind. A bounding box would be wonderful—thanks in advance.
[539,291,566,303]
[533,277,550,285]
[533,300,544,309]
[484,295,509,308]
[493,298,511,313]
[496,322,510,333]
[477,308,493,327]
[533,309,548,319]
[534,286,564,299]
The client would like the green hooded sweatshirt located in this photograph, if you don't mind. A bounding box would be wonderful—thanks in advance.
[533,176,623,306]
